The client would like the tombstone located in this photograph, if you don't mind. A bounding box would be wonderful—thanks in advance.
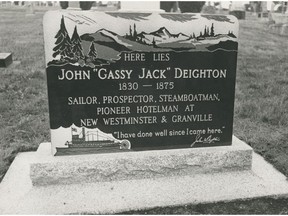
[178,1,205,13]
[2,7,288,215]
[160,1,178,12]
[0,53,13,67]
[269,2,288,36]
[229,2,246,20]
[43,11,239,156]
[25,2,35,16]
[201,5,216,14]
[59,1,69,9]
[256,1,269,19]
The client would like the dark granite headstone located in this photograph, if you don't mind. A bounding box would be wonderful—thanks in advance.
[0,53,13,67]
[229,10,246,20]
[43,11,239,155]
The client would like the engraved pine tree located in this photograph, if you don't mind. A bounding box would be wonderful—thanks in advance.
[71,26,84,61]
[87,42,97,61]
[210,23,215,37]
[52,16,73,60]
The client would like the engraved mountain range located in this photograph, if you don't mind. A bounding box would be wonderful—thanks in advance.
[82,26,236,48]
[138,27,190,44]
[49,16,237,67]
[81,27,190,47]
[79,26,237,62]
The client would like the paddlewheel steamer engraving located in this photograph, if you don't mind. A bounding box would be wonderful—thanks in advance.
[55,127,131,155]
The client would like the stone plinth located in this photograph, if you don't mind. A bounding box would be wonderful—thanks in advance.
[0,53,12,67]
[30,136,252,186]
[2,136,288,214]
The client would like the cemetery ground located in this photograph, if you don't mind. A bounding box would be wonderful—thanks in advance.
[0,8,288,214]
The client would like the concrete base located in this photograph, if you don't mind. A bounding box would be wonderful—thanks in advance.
[1,137,288,214]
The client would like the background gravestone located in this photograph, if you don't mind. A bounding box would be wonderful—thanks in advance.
[0,53,13,67]
[43,11,239,156]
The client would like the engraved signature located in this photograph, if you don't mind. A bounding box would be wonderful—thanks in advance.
[190,134,220,147]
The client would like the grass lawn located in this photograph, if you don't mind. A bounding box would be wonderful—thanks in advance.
[0,8,288,214]
[0,7,50,180]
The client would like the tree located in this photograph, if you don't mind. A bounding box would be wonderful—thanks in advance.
[133,23,137,40]
[210,23,215,37]
[129,25,133,38]
[152,37,157,48]
[87,42,97,60]
[204,26,207,37]
[228,31,236,38]
[52,16,73,60]
[203,26,210,37]
[71,26,84,60]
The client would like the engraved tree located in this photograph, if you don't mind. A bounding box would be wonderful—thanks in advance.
[71,26,84,61]
[210,23,215,37]
[228,30,236,38]
[152,37,157,48]
[52,16,73,61]
[203,25,210,37]
[125,24,138,41]
[129,25,133,38]
[206,26,210,37]
[87,42,97,61]
[133,23,138,41]
[204,26,207,37]
[199,31,203,37]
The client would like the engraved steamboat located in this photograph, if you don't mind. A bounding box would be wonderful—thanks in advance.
[55,127,131,156]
